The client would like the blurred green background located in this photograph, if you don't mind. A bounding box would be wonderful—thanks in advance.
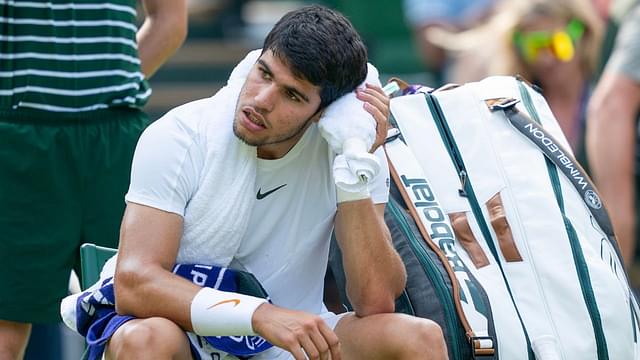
[144,0,431,121]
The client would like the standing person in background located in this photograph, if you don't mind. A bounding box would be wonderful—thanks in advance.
[0,1,187,359]
[587,4,640,268]
[402,0,496,84]
[428,0,603,164]
[507,0,603,161]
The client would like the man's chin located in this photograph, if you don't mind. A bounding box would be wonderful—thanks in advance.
[232,126,261,147]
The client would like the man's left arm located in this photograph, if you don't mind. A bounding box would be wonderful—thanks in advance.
[335,201,406,317]
[334,84,407,317]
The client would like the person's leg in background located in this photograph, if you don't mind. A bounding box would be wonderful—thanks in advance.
[79,109,149,255]
[0,321,31,359]
[0,115,83,359]
[23,323,64,360]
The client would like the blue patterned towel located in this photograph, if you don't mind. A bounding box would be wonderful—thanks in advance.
[74,264,273,360]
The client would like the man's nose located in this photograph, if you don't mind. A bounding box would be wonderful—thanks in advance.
[254,84,277,112]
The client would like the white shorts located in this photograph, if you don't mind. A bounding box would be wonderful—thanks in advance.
[188,311,349,360]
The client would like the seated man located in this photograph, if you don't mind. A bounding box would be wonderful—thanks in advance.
[79,5,448,360]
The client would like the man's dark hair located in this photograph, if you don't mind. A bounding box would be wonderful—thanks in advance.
[262,5,368,109]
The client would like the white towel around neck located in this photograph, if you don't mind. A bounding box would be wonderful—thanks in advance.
[173,71,257,266]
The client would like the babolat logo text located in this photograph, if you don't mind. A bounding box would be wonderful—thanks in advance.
[401,175,465,272]
[399,174,490,317]
[524,123,588,190]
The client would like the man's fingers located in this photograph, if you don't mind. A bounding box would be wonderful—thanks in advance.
[356,83,390,152]
[363,102,388,152]
[363,102,387,138]
[255,305,340,360]
[299,334,321,360]
[308,328,331,360]
[357,88,389,119]
[318,322,341,360]
[363,83,390,110]
[367,83,390,104]
[288,341,307,360]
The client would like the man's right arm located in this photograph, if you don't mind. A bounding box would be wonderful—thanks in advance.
[114,202,200,331]
[115,202,341,359]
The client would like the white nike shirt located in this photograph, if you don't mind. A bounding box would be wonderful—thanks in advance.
[126,107,389,315]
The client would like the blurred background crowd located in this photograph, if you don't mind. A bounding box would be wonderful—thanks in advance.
[10,0,640,357]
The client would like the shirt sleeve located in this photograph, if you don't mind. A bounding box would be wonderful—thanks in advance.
[605,5,640,82]
[124,113,204,216]
[369,146,390,204]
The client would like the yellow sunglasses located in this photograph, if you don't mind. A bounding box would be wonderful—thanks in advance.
[513,19,585,63]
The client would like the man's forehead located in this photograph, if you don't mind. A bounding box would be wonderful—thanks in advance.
[258,50,321,96]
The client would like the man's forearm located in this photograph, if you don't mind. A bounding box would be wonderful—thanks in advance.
[137,0,188,78]
[335,201,406,316]
[114,260,200,331]
[114,203,201,332]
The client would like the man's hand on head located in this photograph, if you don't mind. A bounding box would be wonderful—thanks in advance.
[356,83,390,152]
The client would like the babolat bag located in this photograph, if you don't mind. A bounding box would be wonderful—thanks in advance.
[329,76,640,359]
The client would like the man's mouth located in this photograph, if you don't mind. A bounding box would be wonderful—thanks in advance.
[242,107,266,129]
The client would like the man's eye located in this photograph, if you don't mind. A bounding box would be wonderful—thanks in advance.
[287,91,300,102]
[260,69,271,80]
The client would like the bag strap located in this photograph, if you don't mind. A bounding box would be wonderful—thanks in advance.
[384,133,496,358]
[490,99,621,257]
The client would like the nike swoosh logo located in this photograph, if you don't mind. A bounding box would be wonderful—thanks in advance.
[256,184,287,200]
[207,299,241,309]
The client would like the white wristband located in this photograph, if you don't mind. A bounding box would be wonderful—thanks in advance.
[190,287,267,336]
[337,186,370,203]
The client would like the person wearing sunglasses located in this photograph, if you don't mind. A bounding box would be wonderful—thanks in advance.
[426,0,603,166]
[513,18,586,64]
[508,1,603,165]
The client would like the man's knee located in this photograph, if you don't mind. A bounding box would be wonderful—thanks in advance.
[0,320,32,360]
[336,313,448,359]
[402,318,447,358]
[107,317,190,360]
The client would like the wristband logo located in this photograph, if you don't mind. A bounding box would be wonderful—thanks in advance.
[208,299,241,309]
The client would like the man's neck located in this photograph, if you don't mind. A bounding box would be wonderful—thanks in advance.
[257,122,313,160]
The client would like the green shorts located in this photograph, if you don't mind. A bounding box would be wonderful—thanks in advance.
[0,108,149,323]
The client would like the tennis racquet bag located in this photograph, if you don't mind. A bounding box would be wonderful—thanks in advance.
[330,75,640,360]
[329,178,491,359]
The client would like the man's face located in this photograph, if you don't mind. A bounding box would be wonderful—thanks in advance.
[233,49,323,159]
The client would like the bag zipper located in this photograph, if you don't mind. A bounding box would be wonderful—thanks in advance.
[388,199,465,360]
[425,93,535,359]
